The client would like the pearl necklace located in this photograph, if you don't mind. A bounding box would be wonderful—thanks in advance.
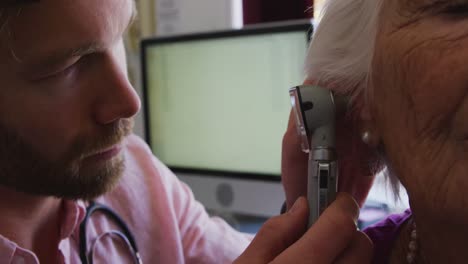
[407,220,418,263]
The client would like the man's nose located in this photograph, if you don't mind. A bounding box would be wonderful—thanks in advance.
[92,47,141,125]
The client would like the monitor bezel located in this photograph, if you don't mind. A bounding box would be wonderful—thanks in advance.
[140,21,312,182]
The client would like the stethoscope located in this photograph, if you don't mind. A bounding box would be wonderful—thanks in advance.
[79,201,143,264]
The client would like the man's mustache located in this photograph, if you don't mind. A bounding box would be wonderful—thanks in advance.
[69,119,134,161]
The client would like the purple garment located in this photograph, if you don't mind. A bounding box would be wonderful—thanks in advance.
[363,209,412,264]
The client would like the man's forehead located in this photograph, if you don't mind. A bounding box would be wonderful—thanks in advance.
[7,0,132,32]
[1,0,134,64]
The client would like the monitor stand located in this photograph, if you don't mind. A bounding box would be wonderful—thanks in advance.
[177,173,285,218]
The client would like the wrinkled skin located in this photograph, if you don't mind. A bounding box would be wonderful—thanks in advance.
[368,0,468,262]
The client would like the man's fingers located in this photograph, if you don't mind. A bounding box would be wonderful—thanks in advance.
[281,79,321,209]
[281,110,308,209]
[271,193,360,264]
[233,197,308,264]
[334,231,373,264]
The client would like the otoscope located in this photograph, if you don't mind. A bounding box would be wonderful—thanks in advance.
[289,85,338,227]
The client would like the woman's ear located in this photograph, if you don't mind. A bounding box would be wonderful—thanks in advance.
[358,95,381,149]
[302,78,315,86]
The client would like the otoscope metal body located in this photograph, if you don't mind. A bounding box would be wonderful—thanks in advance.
[289,85,338,227]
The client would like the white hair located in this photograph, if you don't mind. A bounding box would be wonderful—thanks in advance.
[305,0,384,101]
[305,0,404,198]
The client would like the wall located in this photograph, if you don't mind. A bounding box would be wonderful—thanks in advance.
[243,0,313,25]
[128,0,316,137]
[155,0,243,36]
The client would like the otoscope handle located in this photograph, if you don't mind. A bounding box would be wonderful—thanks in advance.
[307,148,337,227]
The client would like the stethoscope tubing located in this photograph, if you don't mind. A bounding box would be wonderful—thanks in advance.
[79,201,142,264]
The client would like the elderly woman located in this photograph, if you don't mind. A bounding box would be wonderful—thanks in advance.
[285,0,468,263]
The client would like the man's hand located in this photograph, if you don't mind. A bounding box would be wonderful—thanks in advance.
[234,194,373,264]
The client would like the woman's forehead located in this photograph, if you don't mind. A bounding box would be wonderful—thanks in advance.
[396,0,431,10]
[397,0,466,10]
[388,0,451,19]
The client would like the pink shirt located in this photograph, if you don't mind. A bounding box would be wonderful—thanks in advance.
[0,135,252,263]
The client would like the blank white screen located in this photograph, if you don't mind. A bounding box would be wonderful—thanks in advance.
[145,31,308,175]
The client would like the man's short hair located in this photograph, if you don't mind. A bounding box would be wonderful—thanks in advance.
[0,0,38,34]
[0,0,38,8]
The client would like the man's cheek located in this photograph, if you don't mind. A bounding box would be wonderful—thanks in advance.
[16,124,66,162]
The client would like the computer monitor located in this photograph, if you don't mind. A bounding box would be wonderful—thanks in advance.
[141,21,312,217]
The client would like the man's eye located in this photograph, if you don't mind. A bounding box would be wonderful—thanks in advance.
[55,63,78,77]
[39,59,80,80]
[47,65,74,78]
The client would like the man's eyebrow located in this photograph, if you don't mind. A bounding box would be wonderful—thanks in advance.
[24,43,103,70]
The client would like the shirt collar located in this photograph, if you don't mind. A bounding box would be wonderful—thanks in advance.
[0,233,18,262]
[59,199,86,240]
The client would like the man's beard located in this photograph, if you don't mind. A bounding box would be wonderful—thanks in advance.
[0,119,134,201]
